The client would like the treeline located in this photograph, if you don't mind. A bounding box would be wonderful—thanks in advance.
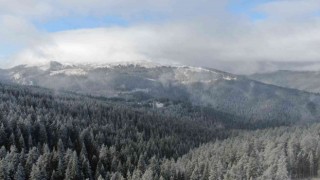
[160,124,320,180]
[0,83,232,179]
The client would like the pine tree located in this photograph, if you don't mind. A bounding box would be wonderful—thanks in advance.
[39,124,48,144]
[111,171,124,180]
[275,153,290,180]
[18,134,25,151]
[126,170,132,180]
[142,167,154,180]
[14,163,25,180]
[309,152,315,177]
[25,147,40,178]
[65,151,82,180]
[95,161,106,179]
[0,146,6,159]
[56,152,66,178]
[0,159,8,180]
[82,157,93,179]
[51,170,59,180]
[202,163,209,180]
[209,164,220,180]
[137,155,146,172]
[131,168,142,180]
[99,145,109,169]
[97,174,104,180]
[190,165,201,180]
[149,156,160,175]
[28,134,33,150]
[246,152,261,179]
[30,163,47,180]
[6,145,19,179]
[0,125,7,147]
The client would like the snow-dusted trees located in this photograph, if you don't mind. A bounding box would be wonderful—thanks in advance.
[0,82,238,179]
[1,75,320,180]
[65,151,82,180]
[15,163,26,180]
[161,124,320,180]
[275,153,289,180]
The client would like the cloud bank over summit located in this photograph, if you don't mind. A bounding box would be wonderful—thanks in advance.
[2,0,320,74]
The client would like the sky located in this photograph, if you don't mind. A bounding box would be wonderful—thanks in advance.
[1,0,320,74]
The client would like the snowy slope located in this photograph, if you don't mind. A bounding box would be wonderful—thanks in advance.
[1,61,320,124]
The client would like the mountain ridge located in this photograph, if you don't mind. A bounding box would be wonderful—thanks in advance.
[2,61,320,126]
[249,70,320,93]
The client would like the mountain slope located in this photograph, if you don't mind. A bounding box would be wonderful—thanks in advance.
[249,70,320,93]
[2,61,320,126]
[2,62,320,179]
[0,81,236,179]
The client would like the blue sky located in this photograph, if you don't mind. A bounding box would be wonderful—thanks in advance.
[2,0,269,56]
[228,0,269,20]
[33,1,270,32]
[34,16,129,32]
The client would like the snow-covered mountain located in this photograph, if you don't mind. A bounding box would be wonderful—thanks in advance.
[2,61,237,95]
[1,61,320,124]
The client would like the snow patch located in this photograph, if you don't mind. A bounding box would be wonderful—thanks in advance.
[223,76,237,81]
[81,60,161,70]
[185,66,212,73]
[121,88,150,94]
[145,78,157,82]
[132,88,149,93]
[50,69,87,76]
[13,73,21,80]
[155,102,164,108]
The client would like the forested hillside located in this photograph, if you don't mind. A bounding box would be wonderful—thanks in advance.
[162,124,320,180]
[1,76,320,179]
[0,82,239,180]
[1,0,318,179]
[3,62,320,127]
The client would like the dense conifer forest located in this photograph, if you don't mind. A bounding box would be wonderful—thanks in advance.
[0,0,318,178]
[0,82,235,179]
[163,125,320,180]
[0,81,319,180]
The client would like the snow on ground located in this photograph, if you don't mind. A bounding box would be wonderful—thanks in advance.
[50,69,88,76]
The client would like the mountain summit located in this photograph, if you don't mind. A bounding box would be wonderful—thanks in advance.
[1,61,320,126]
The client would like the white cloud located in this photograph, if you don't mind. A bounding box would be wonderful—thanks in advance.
[2,0,320,74]
[0,0,225,20]
[255,0,320,20]
[9,18,320,71]
[0,0,55,19]
[0,15,46,45]
[11,27,148,66]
